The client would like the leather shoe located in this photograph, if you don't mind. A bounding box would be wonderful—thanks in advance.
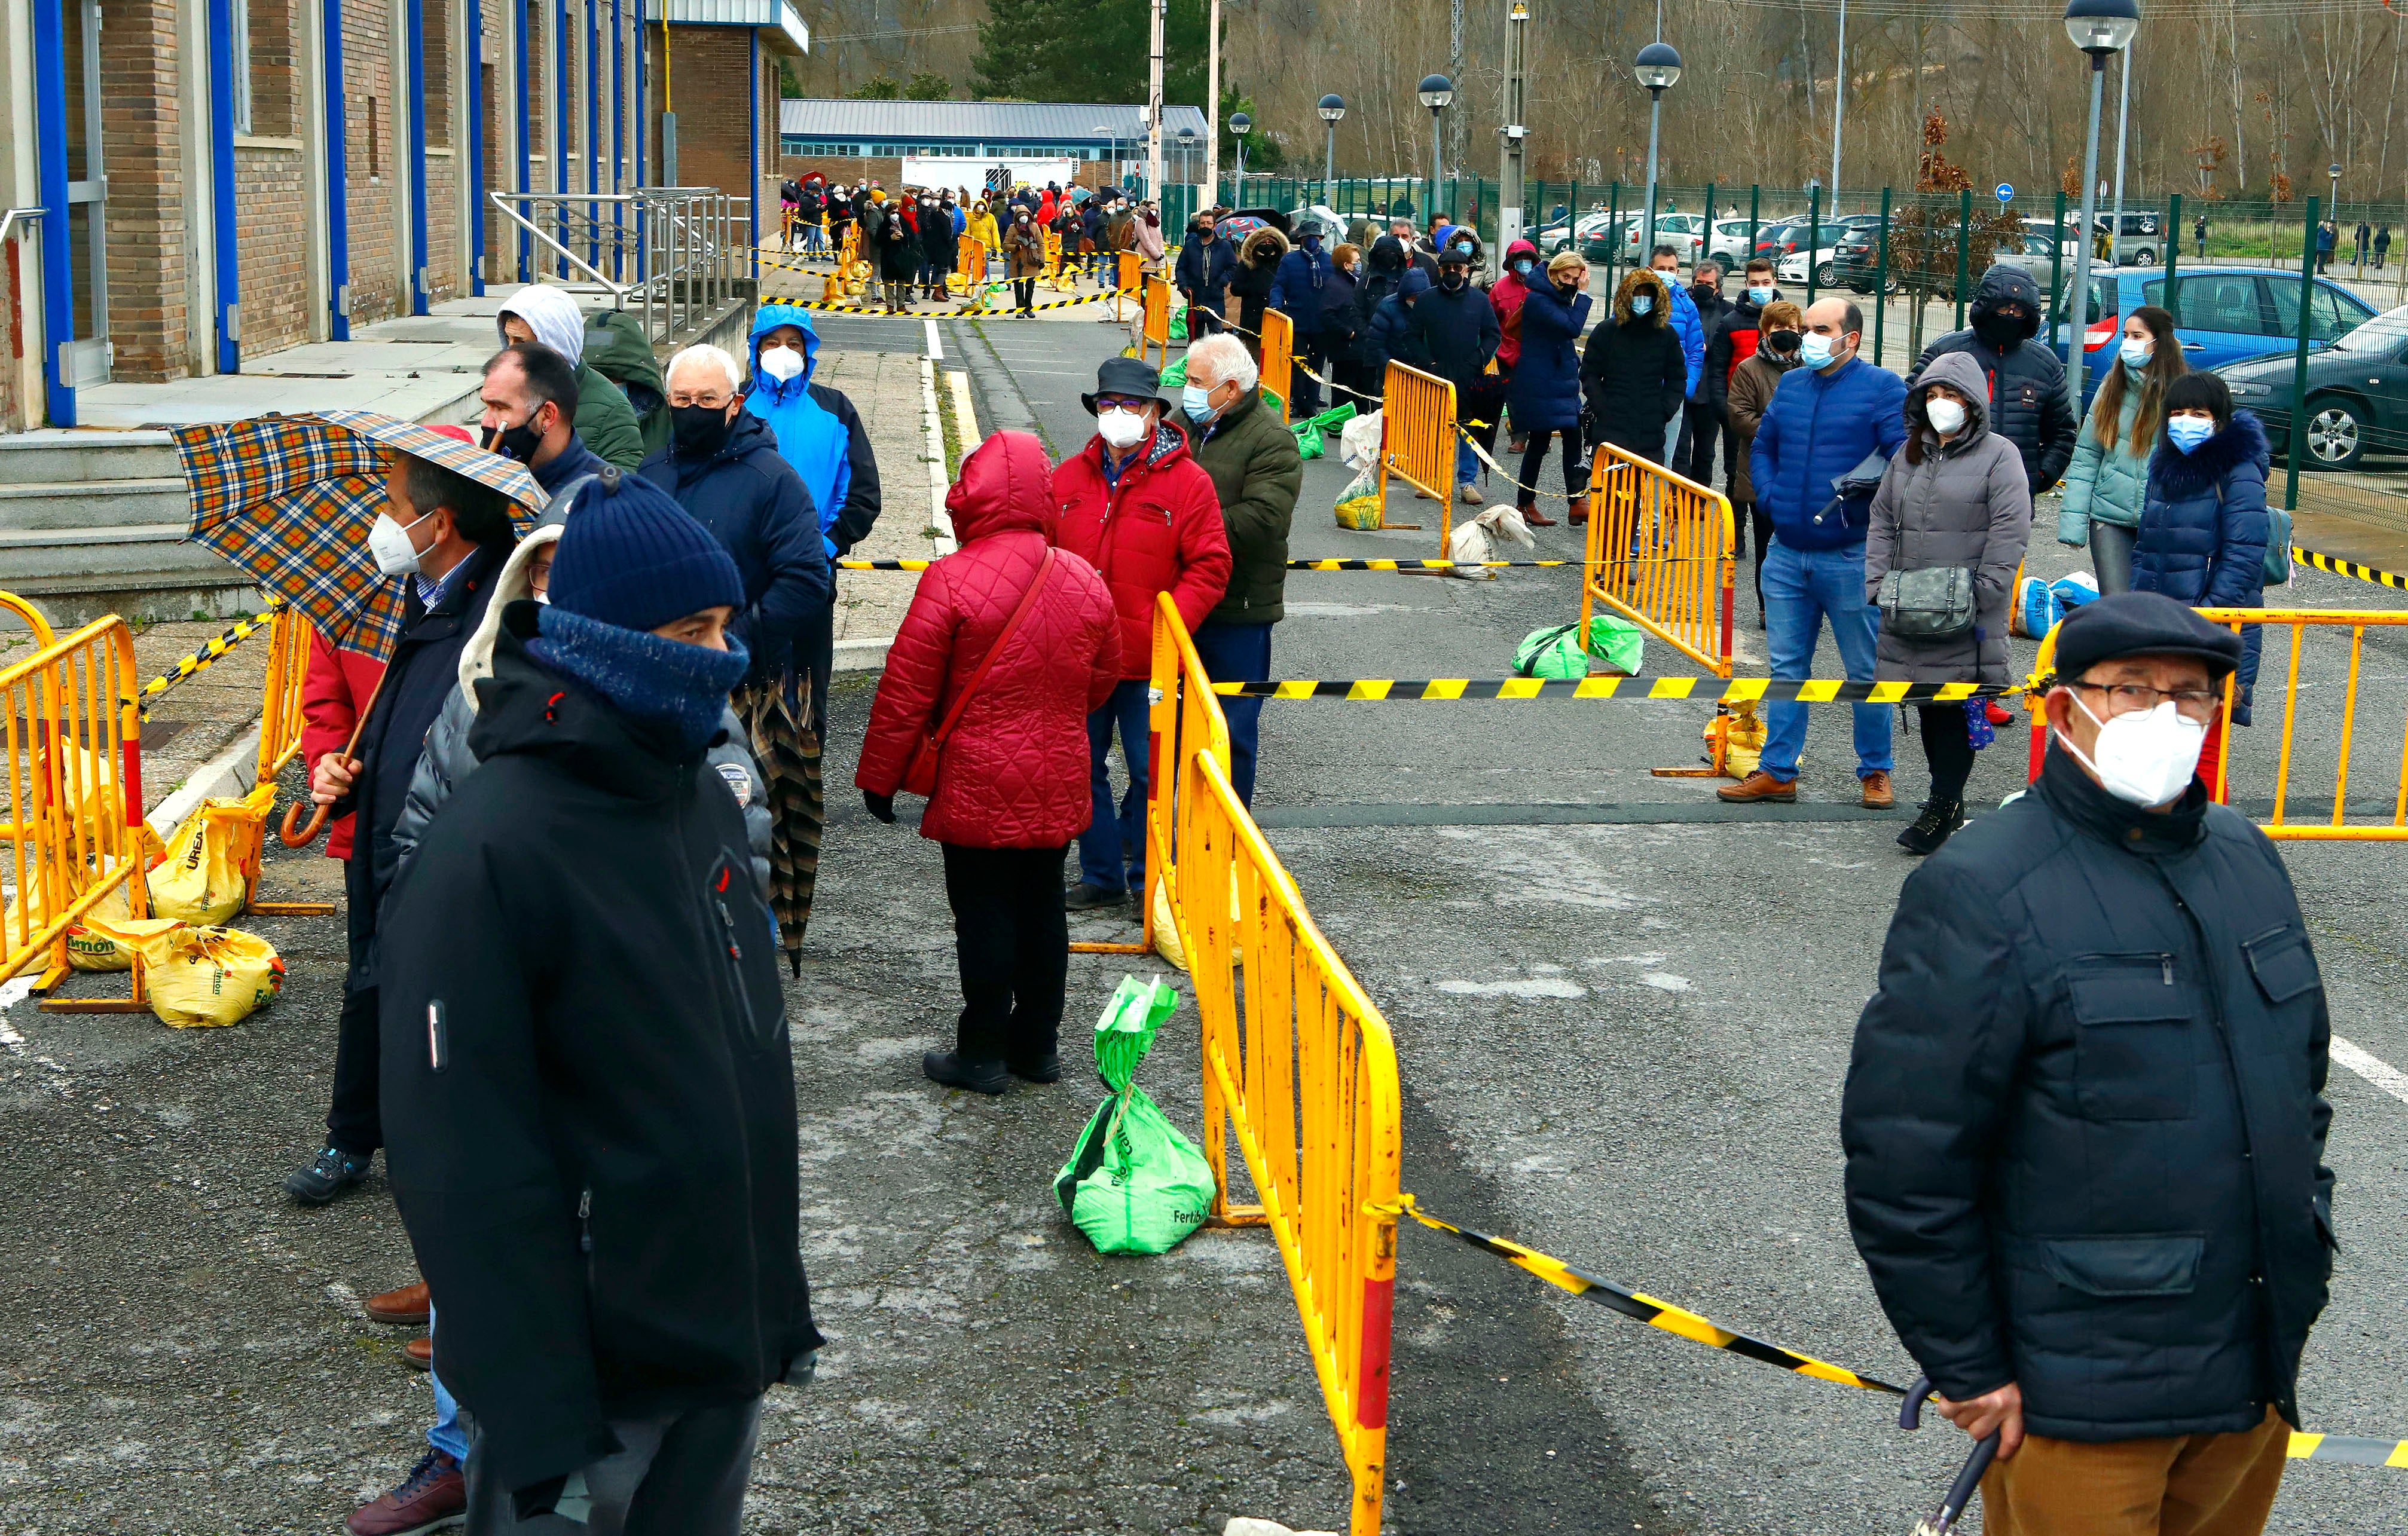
[923,1051,1010,1095]
[365,1280,429,1326]
[403,1336,432,1371]
[345,1449,465,1536]
[1064,880,1127,910]
[1518,503,1557,528]
[1860,770,1895,809]
[1716,769,1798,803]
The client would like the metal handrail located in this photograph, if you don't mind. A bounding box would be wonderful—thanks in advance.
[488,187,745,345]
[0,207,45,244]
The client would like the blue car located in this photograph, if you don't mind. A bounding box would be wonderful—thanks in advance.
[2051,266,2378,404]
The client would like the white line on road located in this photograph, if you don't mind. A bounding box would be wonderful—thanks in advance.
[920,357,956,556]
[924,318,943,361]
[2333,1035,2408,1106]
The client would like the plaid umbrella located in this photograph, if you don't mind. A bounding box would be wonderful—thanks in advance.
[735,673,823,977]
[176,411,543,661]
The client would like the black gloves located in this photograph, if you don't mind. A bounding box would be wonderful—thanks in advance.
[863,789,897,824]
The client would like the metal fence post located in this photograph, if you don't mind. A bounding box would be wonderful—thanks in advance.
[1747,184,1760,270]
[1702,180,1715,266]
[1953,188,1973,330]
[1872,186,1892,366]
[2050,189,2067,342]
[2286,195,2319,513]
[1804,183,1821,311]
[1606,182,1621,289]
[2164,191,2183,319]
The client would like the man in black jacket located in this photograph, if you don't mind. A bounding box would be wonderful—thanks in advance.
[381,478,818,1533]
[1682,261,1735,488]
[1844,591,2332,1535]
[282,449,518,1205]
[1907,264,2080,495]
[1407,245,1504,504]
[1174,213,1234,338]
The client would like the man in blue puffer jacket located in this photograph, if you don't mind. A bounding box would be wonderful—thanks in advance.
[1728,297,1908,808]
[1649,246,1707,463]
[1272,222,1336,415]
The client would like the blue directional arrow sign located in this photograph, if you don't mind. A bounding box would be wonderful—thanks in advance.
[1996,183,2015,203]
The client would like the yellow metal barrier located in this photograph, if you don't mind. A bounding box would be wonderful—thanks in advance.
[951,235,987,296]
[1142,593,1401,1536]
[1140,273,1172,368]
[0,616,153,1005]
[244,604,334,917]
[1261,308,1295,425]
[1377,361,1455,538]
[0,590,56,648]
[1579,440,1737,678]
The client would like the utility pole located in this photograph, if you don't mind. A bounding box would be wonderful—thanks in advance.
[1500,0,1529,251]
[1449,0,1466,195]
[1147,0,1165,200]
[1205,0,1221,200]
[1831,0,1848,196]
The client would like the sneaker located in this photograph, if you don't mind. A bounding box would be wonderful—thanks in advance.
[1897,799,1966,856]
[922,1051,1010,1095]
[1006,1052,1063,1084]
[346,1449,465,1536]
[1457,482,1485,506]
[1860,770,1896,810]
[283,1145,372,1206]
[1064,881,1127,910]
[1716,769,1798,803]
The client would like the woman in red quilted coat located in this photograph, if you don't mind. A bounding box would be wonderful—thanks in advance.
[856,430,1122,1095]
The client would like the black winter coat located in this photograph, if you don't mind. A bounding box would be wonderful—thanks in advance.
[638,412,831,681]
[1403,282,1501,392]
[1579,317,1687,461]
[1364,293,1426,380]
[380,616,820,1498]
[1229,236,1285,344]
[1909,265,2081,494]
[1175,232,1236,303]
[1319,267,1365,363]
[1844,752,2333,1442]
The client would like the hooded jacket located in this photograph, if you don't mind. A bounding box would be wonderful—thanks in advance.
[856,433,1121,846]
[967,205,1001,255]
[1508,279,1590,436]
[2058,377,2153,542]
[389,524,771,891]
[1364,268,1434,380]
[743,304,882,558]
[1050,419,1233,680]
[379,609,820,1499]
[1844,749,2332,1442]
[636,411,830,680]
[1579,276,1688,460]
[1230,228,1289,344]
[1402,271,1502,392]
[1272,238,1336,338]
[1908,265,2082,494]
[1862,350,2034,685]
[919,201,957,269]
[494,286,646,470]
[1749,353,1910,552]
[1490,239,1542,370]
[1666,279,1706,398]
[1188,385,1304,627]
[2135,411,2270,721]
[1358,234,1408,318]
[580,310,670,458]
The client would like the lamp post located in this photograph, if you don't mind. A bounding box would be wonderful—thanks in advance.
[1179,126,1198,189]
[1419,74,1454,225]
[1634,41,1682,261]
[1095,123,1115,195]
[1319,94,1346,211]
[2062,0,2140,424]
[2330,161,2345,267]
[1501,0,1530,252]
[1230,111,1251,200]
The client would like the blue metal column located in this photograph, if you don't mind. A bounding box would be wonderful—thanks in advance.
[30,0,72,422]
[586,0,600,265]
[610,0,623,276]
[514,0,531,280]
[747,29,758,277]
[634,0,647,283]
[468,0,486,293]
[324,0,353,338]
[207,0,244,365]
[555,0,571,273]
[404,0,430,312]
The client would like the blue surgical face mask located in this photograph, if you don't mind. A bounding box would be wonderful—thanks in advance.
[1631,295,1655,316]
[1749,286,1775,305]
[1799,332,1838,369]
[2168,415,2217,453]
[1182,382,1218,422]
[1512,259,1535,277]
[2119,337,2153,369]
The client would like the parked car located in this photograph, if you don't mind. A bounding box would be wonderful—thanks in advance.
[2216,304,2408,470]
[1706,218,1762,267]
[1773,216,1887,287]
[1619,211,1707,260]
[2053,266,2380,405]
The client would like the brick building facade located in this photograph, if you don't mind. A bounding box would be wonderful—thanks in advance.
[0,0,802,431]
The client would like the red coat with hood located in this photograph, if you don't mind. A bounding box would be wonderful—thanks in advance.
[1049,420,1231,680]
[855,431,1122,848]
[1490,238,1542,370]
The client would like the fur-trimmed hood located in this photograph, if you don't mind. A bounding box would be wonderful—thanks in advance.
[1240,227,1289,267]
[1613,268,1670,328]
[2149,410,2269,499]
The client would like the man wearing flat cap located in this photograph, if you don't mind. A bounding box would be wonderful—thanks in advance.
[1841,590,2334,1536]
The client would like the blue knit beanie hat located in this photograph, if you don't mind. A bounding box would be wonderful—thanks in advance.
[547,470,744,632]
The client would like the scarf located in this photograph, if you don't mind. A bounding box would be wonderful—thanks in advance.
[528,606,751,754]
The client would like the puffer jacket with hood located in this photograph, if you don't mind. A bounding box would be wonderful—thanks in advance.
[581,310,670,458]
[856,432,1122,846]
[1490,238,1541,371]
[1230,228,1288,345]
[1364,268,1434,379]
[1578,273,1688,460]
[2136,411,2270,721]
[494,284,646,470]
[1507,275,1589,435]
[1862,350,2034,685]
[1050,418,1233,680]
[1273,235,1336,338]
[920,200,956,270]
[1358,234,1407,319]
[390,519,772,893]
[1909,264,2081,494]
[742,304,882,557]
[1402,268,1502,392]
[2057,375,2152,542]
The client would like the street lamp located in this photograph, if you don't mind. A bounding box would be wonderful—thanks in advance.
[1419,74,1453,224]
[1230,111,1252,194]
[1319,94,1346,211]
[1095,123,1117,194]
[2061,0,2138,424]
[1634,41,1682,261]
[1178,126,1197,188]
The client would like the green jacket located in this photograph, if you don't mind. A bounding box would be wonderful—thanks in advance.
[571,357,648,470]
[582,311,670,460]
[2057,387,2149,544]
[1187,387,1303,626]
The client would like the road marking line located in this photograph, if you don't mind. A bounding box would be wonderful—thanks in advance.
[2333,1035,2408,1106]
[920,357,956,556]
[924,318,943,361]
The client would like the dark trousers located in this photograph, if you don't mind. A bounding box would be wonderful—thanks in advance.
[1683,401,1722,488]
[1078,678,1150,891]
[464,1397,762,1535]
[1191,619,1273,806]
[1919,703,1976,804]
[1459,375,1506,476]
[942,843,1069,1067]
[1013,278,1037,312]
[1516,425,1585,508]
[1291,333,1325,416]
[1185,298,1226,339]
[1731,497,1775,614]
[326,977,382,1156]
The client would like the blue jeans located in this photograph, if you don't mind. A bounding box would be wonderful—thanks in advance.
[1079,679,1151,891]
[1760,537,1891,781]
[427,1302,468,1462]
[1191,619,1273,807]
[1456,435,1480,488]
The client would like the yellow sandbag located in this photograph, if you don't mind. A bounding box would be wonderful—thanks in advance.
[148,797,260,925]
[64,881,136,972]
[1150,876,1188,972]
[1709,705,1768,781]
[118,922,285,1029]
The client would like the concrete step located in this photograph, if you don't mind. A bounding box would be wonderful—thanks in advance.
[0,430,182,485]
[0,478,191,531]
[0,522,255,628]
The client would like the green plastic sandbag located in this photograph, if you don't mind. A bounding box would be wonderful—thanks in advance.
[1054,975,1215,1256]
[1514,622,1590,680]
[1585,614,1647,675]
[1292,402,1356,461]
[1160,357,1188,387]
[1168,308,1190,342]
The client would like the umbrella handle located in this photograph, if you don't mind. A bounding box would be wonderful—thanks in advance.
[277,665,387,850]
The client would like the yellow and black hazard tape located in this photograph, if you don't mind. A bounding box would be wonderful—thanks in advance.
[138,607,277,718]
[769,289,1119,317]
[1213,677,2010,703]
[835,557,1579,573]
[1375,1194,1910,1394]
[2291,545,2408,592]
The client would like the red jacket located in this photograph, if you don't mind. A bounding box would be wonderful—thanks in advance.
[299,630,387,861]
[856,432,1122,848]
[1049,423,1231,680]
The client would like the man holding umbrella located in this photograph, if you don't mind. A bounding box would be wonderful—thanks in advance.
[283,443,521,1205]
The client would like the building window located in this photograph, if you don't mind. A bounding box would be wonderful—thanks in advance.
[231,0,253,133]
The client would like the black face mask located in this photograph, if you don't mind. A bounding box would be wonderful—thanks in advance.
[484,411,546,464]
[1438,271,1466,292]
[1764,329,1801,354]
[1692,283,1719,302]
[1975,310,2026,348]
[671,404,732,460]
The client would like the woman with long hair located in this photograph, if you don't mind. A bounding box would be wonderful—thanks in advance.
[2059,304,2185,593]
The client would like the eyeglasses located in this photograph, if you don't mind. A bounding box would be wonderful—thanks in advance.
[2072,680,2221,721]
[1093,396,1153,412]
[668,390,731,409]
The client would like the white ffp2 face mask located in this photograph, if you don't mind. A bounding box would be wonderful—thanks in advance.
[757,345,804,382]
[1925,397,1967,436]
[1096,406,1150,450]
[2057,693,2207,807]
[369,509,434,577]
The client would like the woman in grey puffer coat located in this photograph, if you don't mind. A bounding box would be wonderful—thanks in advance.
[390,520,772,893]
[1863,348,2033,855]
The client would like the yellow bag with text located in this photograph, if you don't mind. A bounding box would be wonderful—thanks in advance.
[102,920,286,1028]
[148,797,259,925]
[64,880,137,971]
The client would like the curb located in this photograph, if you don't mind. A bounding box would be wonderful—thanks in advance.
[146,722,261,837]
[833,637,891,674]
